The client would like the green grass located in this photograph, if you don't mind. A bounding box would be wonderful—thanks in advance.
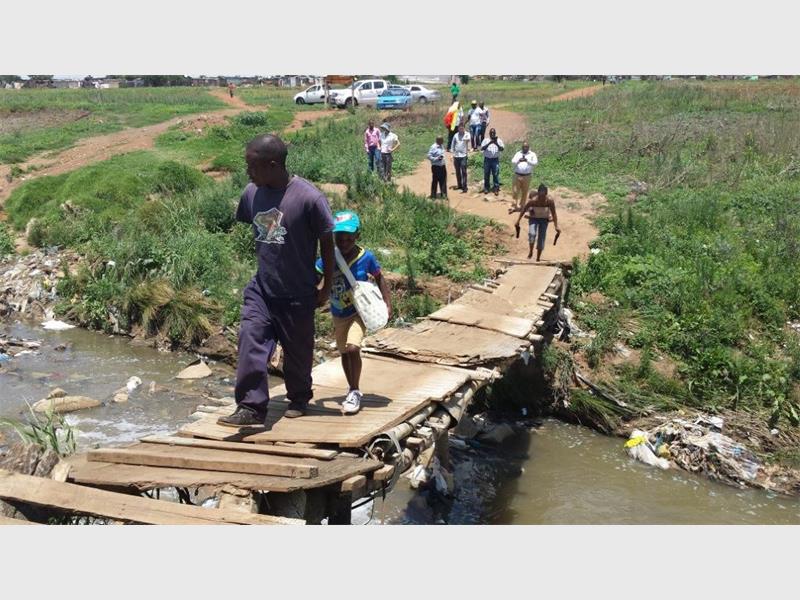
[5,96,499,346]
[0,222,14,257]
[238,87,320,111]
[501,78,800,428]
[285,104,443,182]
[155,109,294,171]
[0,87,225,163]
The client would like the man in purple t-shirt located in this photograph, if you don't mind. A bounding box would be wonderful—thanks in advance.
[218,134,335,427]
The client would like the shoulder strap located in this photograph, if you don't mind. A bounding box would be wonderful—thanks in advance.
[334,245,359,288]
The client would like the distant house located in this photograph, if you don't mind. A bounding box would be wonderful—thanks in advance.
[121,78,146,88]
[53,79,81,89]
[191,76,222,87]
[23,78,55,89]
[98,79,122,89]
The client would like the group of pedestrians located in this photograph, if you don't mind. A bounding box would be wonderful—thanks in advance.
[364,119,400,182]
[217,86,564,430]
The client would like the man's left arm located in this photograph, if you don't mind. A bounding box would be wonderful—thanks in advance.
[549,198,560,232]
[317,235,335,307]
[311,193,335,307]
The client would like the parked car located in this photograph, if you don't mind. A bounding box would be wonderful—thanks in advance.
[403,84,440,104]
[293,84,326,105]
[328,79,389,108]
[377,86,412,110]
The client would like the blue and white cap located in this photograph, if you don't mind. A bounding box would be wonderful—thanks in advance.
[332,211,361,233]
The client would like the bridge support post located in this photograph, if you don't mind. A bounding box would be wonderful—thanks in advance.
[327,492,352,525]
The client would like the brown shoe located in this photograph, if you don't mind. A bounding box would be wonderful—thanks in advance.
[217,406,264,428]
[284,402,307,418]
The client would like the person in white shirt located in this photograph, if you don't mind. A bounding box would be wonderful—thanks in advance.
[480,128,505,195]
[510,142,538,212]
[467,100,483,150]
[379,122,400,182]
[427,136,447,199]
[450,123,471,193]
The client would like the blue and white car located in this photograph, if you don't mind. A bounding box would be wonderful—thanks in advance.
[376,86,412,110]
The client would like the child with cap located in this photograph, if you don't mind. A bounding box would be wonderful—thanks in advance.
[316,211,392,414]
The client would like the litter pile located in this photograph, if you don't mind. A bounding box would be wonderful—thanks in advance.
[625,414,799,495]
[0,248,80,319]
[0,336,41,362]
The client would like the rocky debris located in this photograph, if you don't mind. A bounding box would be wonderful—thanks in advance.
[47,388,67,399]
[0,247,80,320]
[31,395,101,414]
[476,422,516,446]
[195,329,237,364]
[53,342,72,351]
[113,391,129,403]
[0,336,43,359]
[176,359,212,380]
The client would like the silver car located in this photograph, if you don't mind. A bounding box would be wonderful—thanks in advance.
[403,84,440,104]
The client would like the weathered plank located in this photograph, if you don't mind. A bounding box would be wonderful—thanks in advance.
[428,303,534,338]
[64,453,382,493]
[140,435,338,460]
[88,445,318,479]
[366,320,526,367]
[181,355,475,447]
[0,469,300,525]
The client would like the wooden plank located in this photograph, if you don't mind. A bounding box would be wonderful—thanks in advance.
[428,303,534,338]
[366,320,525,367]
[88,445,318,479]
[0,469,300,525]
[65,453,382,494]
[181,356,475,448]
[340,475,366,494]
[140,435,338,460]
[372,465,395,482]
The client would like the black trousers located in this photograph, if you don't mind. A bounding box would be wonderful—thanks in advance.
[454,156,467,191]
[431,164,447,198]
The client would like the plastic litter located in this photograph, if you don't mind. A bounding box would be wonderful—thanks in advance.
[625,429,670,470]
[126,376,142,392]
[41,319,75,331]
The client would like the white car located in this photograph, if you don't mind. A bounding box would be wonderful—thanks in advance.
[404,84,440,104]
[293,84,326,105]
[328,79,389,108]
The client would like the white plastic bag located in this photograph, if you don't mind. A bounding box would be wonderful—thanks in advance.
[334,247,388,332]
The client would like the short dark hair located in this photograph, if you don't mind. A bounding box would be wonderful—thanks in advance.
[246,134,288,166]
[538,184,548,193]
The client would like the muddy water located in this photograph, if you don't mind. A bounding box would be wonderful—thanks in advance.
[3,320,799,524]
[0,320,244,448]
[366,420,800,525]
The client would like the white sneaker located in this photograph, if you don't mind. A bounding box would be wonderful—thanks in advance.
[342,390,362,415]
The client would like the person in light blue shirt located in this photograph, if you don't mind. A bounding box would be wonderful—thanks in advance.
[315,211,392,414]
[427,136,447,200]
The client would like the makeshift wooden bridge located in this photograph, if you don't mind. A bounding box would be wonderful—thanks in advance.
[0,263,565,525]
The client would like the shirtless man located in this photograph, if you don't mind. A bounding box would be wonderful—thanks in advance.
[515,184,561,261]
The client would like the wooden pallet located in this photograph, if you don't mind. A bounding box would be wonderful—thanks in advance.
[0,469,301,525]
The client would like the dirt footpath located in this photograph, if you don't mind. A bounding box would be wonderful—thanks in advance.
[395,107,603,263]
